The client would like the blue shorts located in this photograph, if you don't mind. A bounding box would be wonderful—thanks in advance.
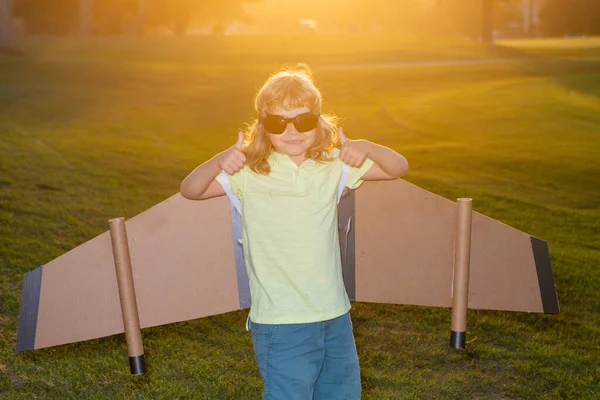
[250,312,361,400]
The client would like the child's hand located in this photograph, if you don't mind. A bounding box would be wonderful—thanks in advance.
[338,127,369,167]
[217,132,246,174]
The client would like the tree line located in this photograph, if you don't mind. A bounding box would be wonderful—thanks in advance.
[1,0,599,53]
[4,0,256,36]
[439,0,600,40]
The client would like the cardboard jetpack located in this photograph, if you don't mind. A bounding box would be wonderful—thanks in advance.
[17,179,559,357]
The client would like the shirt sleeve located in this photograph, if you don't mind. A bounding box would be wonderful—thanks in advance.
[345,157,375,189]
[215,167,247,199]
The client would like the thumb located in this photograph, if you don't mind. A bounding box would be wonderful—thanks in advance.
[338,127,347,144]
[235,131,244,150]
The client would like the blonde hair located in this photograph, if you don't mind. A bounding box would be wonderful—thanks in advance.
[242,64,339,174]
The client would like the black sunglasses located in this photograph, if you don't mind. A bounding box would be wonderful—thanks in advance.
[259,112,320,135]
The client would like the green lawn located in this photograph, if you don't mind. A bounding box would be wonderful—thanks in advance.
[1,35,599,399]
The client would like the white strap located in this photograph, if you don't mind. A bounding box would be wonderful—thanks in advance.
[219,170,242,215]
[337,163,350,203]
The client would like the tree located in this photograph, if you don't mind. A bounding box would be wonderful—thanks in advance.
[146,0,259,35]
[79,0,92,35]
[14,0,79,35]
[89,0,139,35]
[437,0,523,42]
[0,0,18,52]
[482,0,493,42]
[540,0,600,36]
[137,0,148,34]
[437,0,486,40]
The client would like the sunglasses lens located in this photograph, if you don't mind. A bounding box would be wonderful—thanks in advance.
[262,113,319,134]
[294,114,319,132]
[262,116,286,134]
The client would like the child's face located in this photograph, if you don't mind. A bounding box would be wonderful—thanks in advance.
[268,106,317,165]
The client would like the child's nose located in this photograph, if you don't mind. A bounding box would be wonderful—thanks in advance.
[285,122,299,135]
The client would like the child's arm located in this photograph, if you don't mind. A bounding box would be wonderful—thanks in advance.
[338,128,408,180]
[180,132,246,200]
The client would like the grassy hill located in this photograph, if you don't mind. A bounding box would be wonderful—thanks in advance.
[1,35,599,399]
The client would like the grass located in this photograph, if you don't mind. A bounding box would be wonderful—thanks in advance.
[1,34,599,399]
[496,37,600,60]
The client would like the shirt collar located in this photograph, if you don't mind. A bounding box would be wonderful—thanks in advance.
[268,151,318,169]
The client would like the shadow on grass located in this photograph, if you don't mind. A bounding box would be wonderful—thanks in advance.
[495,40,600,98]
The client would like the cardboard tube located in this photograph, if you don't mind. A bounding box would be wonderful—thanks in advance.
[108,218,146,375]
[450,199,472,349]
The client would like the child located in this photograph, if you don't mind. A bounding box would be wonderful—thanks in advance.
[180,64,408,400]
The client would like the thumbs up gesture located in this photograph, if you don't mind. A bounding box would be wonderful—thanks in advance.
[217,132,247,175]
[338,127,369,167]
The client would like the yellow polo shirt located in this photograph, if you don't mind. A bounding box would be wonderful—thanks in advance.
[217,149,374,324]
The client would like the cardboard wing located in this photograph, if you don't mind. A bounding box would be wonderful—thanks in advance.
[17,179,558,352]
[341,180,558,315]
[17,195,244,352]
